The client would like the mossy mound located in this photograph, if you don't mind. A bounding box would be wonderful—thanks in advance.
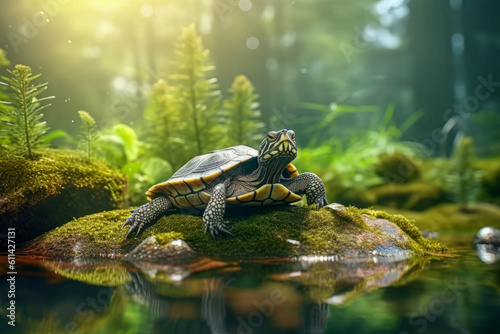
[361,181,448,210]
[374,152,420,183]
[23,205,446,260]
[0,149,128,243]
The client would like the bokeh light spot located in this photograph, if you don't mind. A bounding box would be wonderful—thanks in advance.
[239,0,252,12]
[246,37,259,50]
[140,5,154,18]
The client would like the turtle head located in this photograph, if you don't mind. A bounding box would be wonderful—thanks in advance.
[258,129,297,164]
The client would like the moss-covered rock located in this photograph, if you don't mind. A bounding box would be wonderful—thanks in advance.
[361,181,448,210]
[23,204,446,260]
[374,152,420,183]
[0,149,128,243]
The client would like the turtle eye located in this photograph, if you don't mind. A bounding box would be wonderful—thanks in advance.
[267,132,277,141]
[289,131,295,140]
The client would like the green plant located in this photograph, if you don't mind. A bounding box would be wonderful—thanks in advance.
[0,49,10,147]
[0,49,9,68]
[294,104,426,202]
[223,74,264,146]
[97,123,172,204]
[0,64,53,159]
[170,24,222,155]
[78,110,98,160]
[445,137,482,211]
[143,79,187,169]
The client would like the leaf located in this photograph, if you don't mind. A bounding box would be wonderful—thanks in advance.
[113,124,139,161]
[140,157,173,184]
[41,129,70,145]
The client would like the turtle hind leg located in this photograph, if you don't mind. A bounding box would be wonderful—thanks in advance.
[203,184,234,241]
[281,172,328,208]
[123,196,172,237]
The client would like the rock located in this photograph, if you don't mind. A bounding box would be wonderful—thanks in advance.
[362,181,447,210]
[0,149,127,244]
[474,227,500,246]
[22,205,447,261]
[124,234,198,264]
[374,152,420,183]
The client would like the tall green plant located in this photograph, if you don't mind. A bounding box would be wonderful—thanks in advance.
[78,110,98,160]
[446,137,482,212]
[143,79,186,169]
[223,75,263,146]
[170,24,222,155]
[0,49,10,147]
[0,65,53,159]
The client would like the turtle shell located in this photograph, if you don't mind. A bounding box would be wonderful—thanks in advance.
[146,145,300,208]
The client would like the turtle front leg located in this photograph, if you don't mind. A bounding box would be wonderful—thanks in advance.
[203,184,234,241]
[281,172,328,208]
[122,196,172,237]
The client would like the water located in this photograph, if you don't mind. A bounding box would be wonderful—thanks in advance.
[1,229,499,334]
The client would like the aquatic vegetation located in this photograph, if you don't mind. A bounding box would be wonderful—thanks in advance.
[223,74,264,147]
[0,64,53,159]
[294,104,426,203]
[143,79,185,169]
[446,137,482,211]
[77,110,98,160]
[170,24,222,156]
[143,26,264,172]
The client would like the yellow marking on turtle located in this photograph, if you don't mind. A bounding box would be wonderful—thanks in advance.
[167,180,191,195]
[199,192,211,204]
[270,184,291,201]
[263,198,274,205]
[254,184,273,201]
[285,192,302,203]
[285,163,299,178]
[174,196,190,207]
[236,192,256,203]
[183,177,206,192]
[146,181,178,201]
[202,170,222,184]
[186,193,203,206]
[226,197,239,204]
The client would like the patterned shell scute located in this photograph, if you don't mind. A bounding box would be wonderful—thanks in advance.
[170,145,257,180]
[146,145,257,201]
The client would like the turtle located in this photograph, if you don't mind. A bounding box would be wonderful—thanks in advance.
[122,129,328,240]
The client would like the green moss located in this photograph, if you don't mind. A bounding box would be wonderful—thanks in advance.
[0,148,128,242]
[155,232,184,245]
[374,152,420,183]
[359,208,447,255]
[363,181,446,210]
[26,204,447,259]
[46,261,130,286]
[0,148,127,207]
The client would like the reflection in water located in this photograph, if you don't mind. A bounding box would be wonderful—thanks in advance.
[4,249,499,334]
[117,254,423,334]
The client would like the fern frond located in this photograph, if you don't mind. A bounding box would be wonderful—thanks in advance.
[0,64,53,159]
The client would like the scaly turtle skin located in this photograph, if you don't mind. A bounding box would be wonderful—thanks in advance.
[123,129,328,240]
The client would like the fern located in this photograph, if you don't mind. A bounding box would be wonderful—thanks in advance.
[446,137,482,211]
[143,79,187,169]
[0,65,53,159]
[170,24,222,155]
[223,75,264,146]
[0,49,10,146]
[78,110,98,160]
